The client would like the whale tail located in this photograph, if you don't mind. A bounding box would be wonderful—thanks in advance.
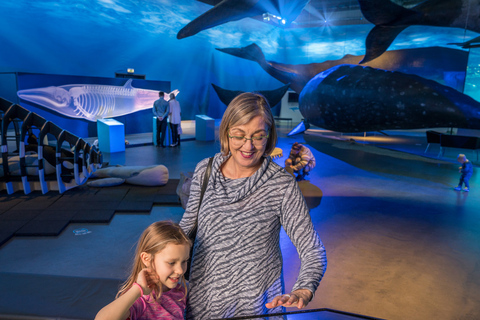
[358,0,418,63]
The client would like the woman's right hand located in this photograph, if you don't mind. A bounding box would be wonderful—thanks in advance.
[136,268,159,296]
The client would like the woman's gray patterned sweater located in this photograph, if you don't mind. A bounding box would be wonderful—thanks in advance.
[179,153,327,319]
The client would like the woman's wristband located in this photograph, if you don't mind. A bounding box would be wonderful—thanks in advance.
[132,283,144,296]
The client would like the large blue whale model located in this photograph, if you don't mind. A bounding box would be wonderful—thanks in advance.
[177,0,310,39]
[211,83,290,107]
[358,0,480,63]
[300,64,480,132]
[216,43,468,93]
[18,79,178,122]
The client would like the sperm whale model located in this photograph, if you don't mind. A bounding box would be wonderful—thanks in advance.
[299,64,480,132]
[177,0,310,39]
[358,0,480,63]
[17,79,178,122]
[216,43,468,94]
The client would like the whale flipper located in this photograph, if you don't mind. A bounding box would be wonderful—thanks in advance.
[359,0,418,63]
[216,43,266,64]
[360,25,408,64]
[448,35,480,49]
[287,121,309,136]
[177,0,261,39]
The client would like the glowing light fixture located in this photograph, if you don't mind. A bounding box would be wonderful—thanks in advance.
[262,12,288,28]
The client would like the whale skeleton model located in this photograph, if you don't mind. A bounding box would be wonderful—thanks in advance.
[17,79,179,122]
[0,97,103,194]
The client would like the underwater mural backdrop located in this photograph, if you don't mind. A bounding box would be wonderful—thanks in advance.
[0,0,479,134]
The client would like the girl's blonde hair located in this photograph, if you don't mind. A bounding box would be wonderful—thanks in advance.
[219,92,277,156]
[117,221,191,301]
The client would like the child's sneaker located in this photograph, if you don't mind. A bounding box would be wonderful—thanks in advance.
[463,187,470,192]
[454,186,462,191]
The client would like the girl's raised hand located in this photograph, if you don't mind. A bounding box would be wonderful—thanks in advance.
[136,268,160,296]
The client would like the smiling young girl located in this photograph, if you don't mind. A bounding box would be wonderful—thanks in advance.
[95,221,191,320]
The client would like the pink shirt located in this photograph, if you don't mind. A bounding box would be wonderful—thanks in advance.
[129,285,186,320]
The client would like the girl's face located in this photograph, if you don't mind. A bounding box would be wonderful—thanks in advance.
[146,243,190,291]
[227,115,268,173]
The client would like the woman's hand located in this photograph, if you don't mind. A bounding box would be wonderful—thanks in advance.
[136,268,159,296]
[265,289,313,309]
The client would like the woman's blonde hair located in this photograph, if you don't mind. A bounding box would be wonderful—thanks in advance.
[117,221,191,301]
[219,92,277,156]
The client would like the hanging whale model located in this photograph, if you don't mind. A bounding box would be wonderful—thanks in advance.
[216,43,468,94]
[358,0,480,63]
[299,64,480,132]
[177,0,310,39]
[216,44,480,133]
[17,79,178,122]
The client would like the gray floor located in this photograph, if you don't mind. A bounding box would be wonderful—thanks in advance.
[0,126,479,320]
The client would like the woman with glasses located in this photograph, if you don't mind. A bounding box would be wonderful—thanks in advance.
[179,92,327,319]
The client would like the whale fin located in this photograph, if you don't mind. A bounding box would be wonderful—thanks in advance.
[216,43,266,64]
[287,121,309,136]
[358,0,418,63]
[177,0,261,39]
[360,25,408,64]
[448,35,480,49]
[123,79,133,89]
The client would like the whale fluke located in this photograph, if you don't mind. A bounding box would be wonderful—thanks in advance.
[211,83,290,107]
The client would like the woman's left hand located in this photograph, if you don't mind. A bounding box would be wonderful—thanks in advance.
[265,289,313,309]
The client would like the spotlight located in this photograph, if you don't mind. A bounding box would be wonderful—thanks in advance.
[127,68,135,73]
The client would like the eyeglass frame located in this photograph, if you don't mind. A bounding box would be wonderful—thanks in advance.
[227,131,270,147]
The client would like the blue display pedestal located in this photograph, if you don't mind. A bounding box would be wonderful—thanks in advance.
[97,119,125,153]
[153,117,158,146]
[195,115,215,141]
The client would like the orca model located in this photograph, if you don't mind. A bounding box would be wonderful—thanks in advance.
[358,0,480,63]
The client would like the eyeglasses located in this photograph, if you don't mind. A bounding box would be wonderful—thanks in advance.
[228,132,269,147]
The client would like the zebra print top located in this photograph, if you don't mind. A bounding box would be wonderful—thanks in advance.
[179,153,327,319]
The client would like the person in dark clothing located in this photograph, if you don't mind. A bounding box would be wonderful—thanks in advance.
[454,154,473,192]
[153,92,170,147]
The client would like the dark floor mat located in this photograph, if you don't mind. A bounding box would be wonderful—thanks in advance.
[0,179,181,246]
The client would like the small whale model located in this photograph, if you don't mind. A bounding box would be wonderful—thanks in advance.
[18,79,179,122]
[299,64,480,132]
[358,0,480,63]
